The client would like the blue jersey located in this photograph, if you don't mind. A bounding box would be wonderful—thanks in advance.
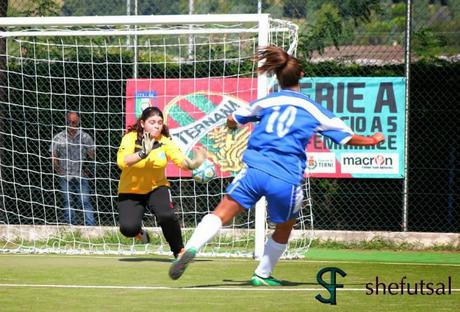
[232,89,354,185]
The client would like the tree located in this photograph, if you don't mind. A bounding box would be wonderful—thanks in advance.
[297,0,382,60]
[25,0,60,16]
[298,3,342,59]
[63,0,125,16]
[283,0,308,18]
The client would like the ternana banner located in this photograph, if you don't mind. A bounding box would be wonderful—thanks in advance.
[126,78,257,178]
[125,77,406,179]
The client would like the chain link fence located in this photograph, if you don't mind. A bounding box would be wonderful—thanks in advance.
[1,0,459,234]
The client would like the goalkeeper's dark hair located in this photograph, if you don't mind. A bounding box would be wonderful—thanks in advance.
[256,46,303,89]
[128,106,170,141]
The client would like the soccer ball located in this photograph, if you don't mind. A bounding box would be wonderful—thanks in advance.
[192,159,216,184]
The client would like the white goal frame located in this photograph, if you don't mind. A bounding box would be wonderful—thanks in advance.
[0,14,307,258]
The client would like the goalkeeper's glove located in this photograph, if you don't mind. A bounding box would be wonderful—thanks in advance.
[138,132,155,159]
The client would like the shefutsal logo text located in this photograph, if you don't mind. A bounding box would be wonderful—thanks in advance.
[365,276,452,295]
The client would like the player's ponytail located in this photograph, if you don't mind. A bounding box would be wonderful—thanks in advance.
[256,46,303,89]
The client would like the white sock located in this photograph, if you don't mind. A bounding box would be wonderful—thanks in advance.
[185,214,222,251]
[254,236,287,278]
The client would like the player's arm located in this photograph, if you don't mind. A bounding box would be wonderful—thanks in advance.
[346,132,385,146]
[319,124,384,147]
[165,138,207,171]
[227,102,261,129]
[181,147,207,170]
[82,132,95,159]
[120,152,144,167]
[227,115,238,130]
[85,134,95,160]
[50,138,62,174]
[87,149,95,159]
[117,133,153,169]
[51,150,62,174]
[314,104,384,146]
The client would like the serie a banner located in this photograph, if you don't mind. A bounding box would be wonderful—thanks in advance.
[125,77,406,179]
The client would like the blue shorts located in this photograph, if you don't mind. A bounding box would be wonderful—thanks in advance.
[226,167,304,224]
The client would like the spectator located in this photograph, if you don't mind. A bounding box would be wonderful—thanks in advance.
[51,111,95,226]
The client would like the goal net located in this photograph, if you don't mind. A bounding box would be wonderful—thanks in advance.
[0,14,312,258]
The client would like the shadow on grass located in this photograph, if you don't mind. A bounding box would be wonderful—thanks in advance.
[187,279,365,288]
[118,257,211,263]
[188,279,316,287]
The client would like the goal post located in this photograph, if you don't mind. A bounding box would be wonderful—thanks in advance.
[0,14,312,258]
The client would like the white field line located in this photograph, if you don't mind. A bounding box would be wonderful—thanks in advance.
[1,254,459,267]
[0,283,459,292]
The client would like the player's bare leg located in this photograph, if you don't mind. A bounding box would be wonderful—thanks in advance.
[169,195,243,280]
[272,219,296,244]
[251,218,296,286]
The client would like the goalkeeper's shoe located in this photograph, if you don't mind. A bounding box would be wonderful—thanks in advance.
[250,273,283,286]
[169,247,197,280]
[135,230,150,244]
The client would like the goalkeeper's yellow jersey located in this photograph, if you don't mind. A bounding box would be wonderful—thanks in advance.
[117,131,186,194]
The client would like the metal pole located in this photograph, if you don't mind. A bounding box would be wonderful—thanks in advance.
[133,0,138,79]
[402,0,412,232]
[0,0,7,196]
[126,0,130,46]
[254,14,269,260]
[258,0,262,14]
[188,0,194,61]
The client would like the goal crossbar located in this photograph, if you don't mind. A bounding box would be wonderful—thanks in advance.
[0,29,271,38]
[0,14,287,38]
[0,14,269,27]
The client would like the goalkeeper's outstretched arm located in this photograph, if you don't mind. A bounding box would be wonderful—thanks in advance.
[181,147,207,170]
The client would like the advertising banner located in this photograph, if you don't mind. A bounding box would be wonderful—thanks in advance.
[126,77,405,178]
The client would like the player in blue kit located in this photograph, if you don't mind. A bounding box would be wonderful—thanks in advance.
[169,46,385,285]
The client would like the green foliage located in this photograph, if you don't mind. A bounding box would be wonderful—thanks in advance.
[62,0,125,16]
[298,1,459,61]
[10,0,61,17]
[411,0,460,58]
[297,1,383,61]
[310,237,460,251]
[298,3,342,60]
[193,0,221,14]
[62,0,186,16]
[335,0,382,25]
[413,27,446,58]
[283,0,307,18]
[6,0,459,60]
[265,3,283,19]
[3,231,458,253]
[0,0,6,16]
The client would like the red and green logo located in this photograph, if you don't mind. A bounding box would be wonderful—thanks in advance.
[126,78,257,177]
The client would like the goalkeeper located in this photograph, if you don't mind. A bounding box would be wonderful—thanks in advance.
[170,46,385,284]
[117,106,206,258]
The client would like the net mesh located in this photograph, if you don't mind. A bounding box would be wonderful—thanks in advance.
[0,16,312,257]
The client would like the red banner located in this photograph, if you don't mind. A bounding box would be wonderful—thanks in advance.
[126,78,257,177]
